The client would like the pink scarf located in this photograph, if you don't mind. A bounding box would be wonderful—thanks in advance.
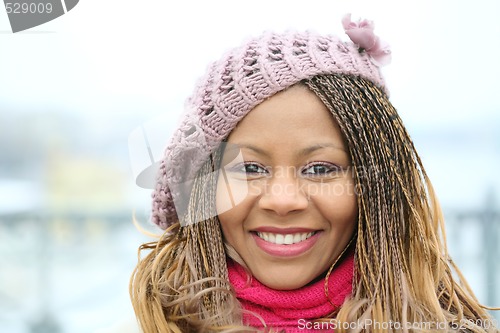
[227,250,354,333]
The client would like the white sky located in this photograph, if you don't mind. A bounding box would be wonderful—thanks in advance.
[1,0,500,209]
[1,0,499,127]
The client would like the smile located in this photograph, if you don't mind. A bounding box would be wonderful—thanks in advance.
[251,229,321,257]
[256,232,315,245]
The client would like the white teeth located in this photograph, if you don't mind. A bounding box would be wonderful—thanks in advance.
[269,233,276,243]
[293,234,301,243]
[275,234,285,244]
[256,231,314,245]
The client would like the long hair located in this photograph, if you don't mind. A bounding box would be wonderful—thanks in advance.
[130,74,497,332]
[129,148,249,332]
[305,74,496,332]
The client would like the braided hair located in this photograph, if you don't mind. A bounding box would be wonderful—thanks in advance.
[130,73,496,333]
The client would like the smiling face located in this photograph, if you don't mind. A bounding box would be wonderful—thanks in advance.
[216,84,358,290]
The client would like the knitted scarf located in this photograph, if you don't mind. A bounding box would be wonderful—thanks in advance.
[227,250,354,333]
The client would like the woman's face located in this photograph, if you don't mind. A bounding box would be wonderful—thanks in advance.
[216,85,357,290]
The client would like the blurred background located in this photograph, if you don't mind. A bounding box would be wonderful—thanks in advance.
[1,0,499,332]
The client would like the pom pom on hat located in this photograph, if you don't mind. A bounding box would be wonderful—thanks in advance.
[342,13,392,66]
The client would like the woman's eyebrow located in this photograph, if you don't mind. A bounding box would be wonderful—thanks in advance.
[225,142,347,157]
[223,143,271,158]
[239,144,270,156]
[298,143,348,155]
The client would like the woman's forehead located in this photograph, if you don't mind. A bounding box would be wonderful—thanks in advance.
[225,86,347,155]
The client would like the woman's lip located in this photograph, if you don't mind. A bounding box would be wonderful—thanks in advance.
[251,226,318,234]
[251,231,322,257]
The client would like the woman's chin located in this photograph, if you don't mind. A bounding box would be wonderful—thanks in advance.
[251,266,318,290]
[258,278,310,291]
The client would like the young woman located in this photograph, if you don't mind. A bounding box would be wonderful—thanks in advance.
[130,14,498,332]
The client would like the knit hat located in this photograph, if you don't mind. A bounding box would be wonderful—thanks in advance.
[152,14,391,229]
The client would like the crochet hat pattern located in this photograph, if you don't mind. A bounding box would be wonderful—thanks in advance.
[152,14,391,229]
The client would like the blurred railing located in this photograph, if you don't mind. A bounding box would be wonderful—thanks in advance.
[0,211,149,333]
[445,190,500,314]
[0,194,499,332]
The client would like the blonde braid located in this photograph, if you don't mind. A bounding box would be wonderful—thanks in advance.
[305,74,496,332]
[130,149,249,332]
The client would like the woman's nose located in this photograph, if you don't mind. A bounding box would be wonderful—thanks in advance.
[258,168,308,216]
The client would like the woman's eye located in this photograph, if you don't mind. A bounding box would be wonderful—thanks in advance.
[302,163,340,176]
[230,163,267,175]
[243,163,267,174]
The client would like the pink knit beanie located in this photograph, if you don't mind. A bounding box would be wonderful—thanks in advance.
[152,14,391,229]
